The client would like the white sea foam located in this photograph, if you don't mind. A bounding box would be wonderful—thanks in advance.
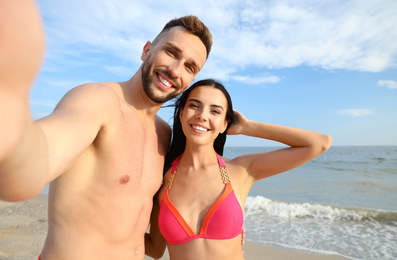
[243,196,397,260]
[244,196,387,221]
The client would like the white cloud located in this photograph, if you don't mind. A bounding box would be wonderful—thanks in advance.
[212,0,397,72]
[377,80,397,89]
[37,0,397,81]
[105,66,133,77]
[197,59,238,81]
[30,100,57,108]
[231,75,280,85]
[338,109,373,116]
[38,0,160,64]
[42,79,94,90]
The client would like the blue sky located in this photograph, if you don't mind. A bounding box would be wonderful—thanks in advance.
[31,0,397,147]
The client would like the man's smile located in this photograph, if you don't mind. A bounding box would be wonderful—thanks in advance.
[157,72,174,90]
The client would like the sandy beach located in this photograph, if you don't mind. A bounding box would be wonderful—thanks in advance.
[0,195,349,260]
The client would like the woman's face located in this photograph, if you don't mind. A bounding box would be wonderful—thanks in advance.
[180,85,228,146]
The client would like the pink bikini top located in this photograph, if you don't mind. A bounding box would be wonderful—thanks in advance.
[158,153,244,245]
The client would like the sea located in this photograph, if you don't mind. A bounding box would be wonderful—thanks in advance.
[40,146,397,259]
[222,146,397,260]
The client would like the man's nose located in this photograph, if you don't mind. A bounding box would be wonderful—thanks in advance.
[167,60,183,78]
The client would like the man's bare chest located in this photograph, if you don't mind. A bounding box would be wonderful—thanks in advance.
[92,114,166,190]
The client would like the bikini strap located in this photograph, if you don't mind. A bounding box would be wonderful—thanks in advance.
[167,154,230,189]
[216,153,230,184]
[167,155,182,190]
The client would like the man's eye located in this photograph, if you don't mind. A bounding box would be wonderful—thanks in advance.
[166,49,175,56]
[186,65,195,74]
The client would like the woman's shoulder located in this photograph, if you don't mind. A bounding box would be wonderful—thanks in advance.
[219,155,250,179]
[221,154,251,170]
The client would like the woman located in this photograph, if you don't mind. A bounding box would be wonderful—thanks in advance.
[145,79,332,259]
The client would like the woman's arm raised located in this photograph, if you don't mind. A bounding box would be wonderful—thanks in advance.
[228,111,332,182]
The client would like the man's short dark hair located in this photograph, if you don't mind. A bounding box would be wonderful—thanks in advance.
[152,15,212,59]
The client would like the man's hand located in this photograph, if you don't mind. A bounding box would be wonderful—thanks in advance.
[0,0,45,93]
[0,0,45,163]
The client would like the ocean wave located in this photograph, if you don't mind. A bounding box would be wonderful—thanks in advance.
[244,196,397,222]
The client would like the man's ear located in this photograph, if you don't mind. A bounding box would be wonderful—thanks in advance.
[141,41,152,61]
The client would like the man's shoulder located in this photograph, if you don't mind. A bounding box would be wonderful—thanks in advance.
[72,82,120,97]
[52,82,123,126]
[61,82,121,107]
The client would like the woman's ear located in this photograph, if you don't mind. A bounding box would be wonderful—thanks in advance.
[141,41,152,61]
[220,120,228,134]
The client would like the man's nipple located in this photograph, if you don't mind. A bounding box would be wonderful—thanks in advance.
[119,175,130,184]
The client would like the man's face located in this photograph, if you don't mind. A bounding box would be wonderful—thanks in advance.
[141,27,207,104]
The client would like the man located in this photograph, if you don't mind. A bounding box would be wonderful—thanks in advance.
[0,1,212,259]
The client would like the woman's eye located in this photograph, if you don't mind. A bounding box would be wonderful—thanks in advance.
[213,110,221,114]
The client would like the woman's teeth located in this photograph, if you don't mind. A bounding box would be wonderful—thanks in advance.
[192,125,208,132]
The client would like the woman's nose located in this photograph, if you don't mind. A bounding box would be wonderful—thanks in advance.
[196,110,208,121]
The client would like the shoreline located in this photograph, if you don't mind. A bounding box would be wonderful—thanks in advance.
[0,195,348,260]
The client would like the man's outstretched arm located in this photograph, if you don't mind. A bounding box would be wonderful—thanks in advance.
[0,0,47,201]
[0,1,107,202]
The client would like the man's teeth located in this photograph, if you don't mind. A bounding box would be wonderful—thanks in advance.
[158,74,172,88]
[192,125,208,132]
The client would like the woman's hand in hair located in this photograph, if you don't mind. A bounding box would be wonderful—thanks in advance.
[226,110,248,136]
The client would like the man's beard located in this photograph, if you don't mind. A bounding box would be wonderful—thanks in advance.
[141,57,182,104]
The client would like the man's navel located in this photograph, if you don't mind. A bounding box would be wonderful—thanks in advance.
[119,175,130,184]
